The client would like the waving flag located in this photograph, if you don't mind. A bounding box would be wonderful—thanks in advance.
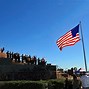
[56,24,80,51]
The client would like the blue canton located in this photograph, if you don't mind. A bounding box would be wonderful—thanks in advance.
[71,25,79,37]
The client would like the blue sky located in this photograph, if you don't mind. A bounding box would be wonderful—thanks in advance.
[0,0,89,70]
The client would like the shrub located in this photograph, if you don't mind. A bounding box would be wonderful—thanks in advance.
[0,79,73,89]
[48,79,64,89]
[0,81,45,89]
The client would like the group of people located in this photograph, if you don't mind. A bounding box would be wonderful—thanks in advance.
[64,71,89,89]
[0,47,47,65]
[6,51,46,65]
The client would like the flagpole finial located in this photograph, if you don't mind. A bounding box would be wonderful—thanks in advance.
[79,21,81,25]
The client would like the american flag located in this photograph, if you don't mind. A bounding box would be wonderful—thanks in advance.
[56,24,80,51]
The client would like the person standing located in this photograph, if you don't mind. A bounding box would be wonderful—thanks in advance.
[64,77,69,89]
[80,71,89,89]
[72,74,82,89]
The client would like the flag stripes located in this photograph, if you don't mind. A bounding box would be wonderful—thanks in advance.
[56,25,80,50]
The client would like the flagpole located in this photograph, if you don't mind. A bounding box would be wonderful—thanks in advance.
[79,21,87,72]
